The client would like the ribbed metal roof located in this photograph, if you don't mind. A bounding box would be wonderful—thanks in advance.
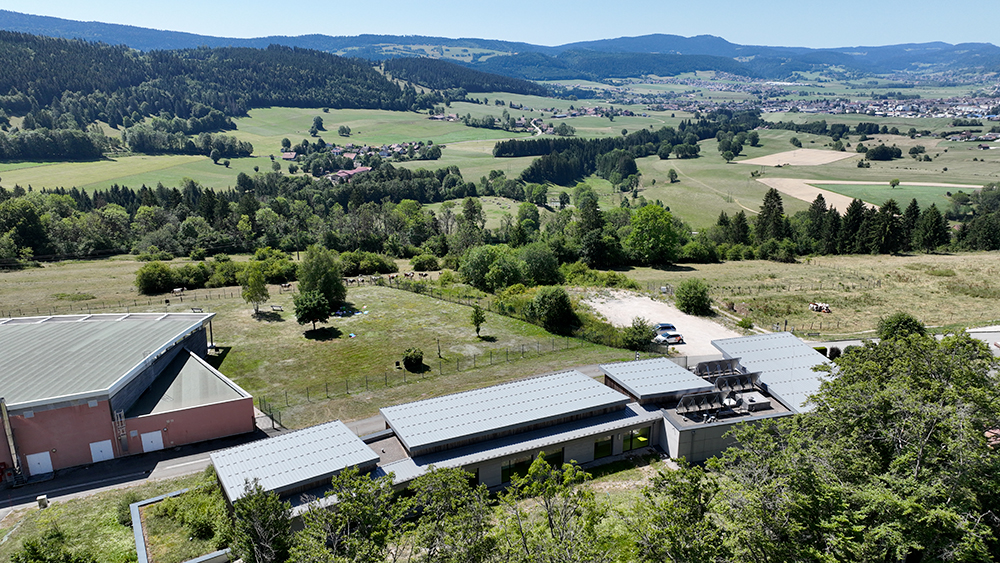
[379,402,663,485]
[0,314,214,408]
[211,420,379,503]
[711,332,829,413]
[600,357,714,400]
[380,370,630,453]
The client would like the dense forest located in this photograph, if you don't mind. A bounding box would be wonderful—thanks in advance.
[383,58,549,96]
[469,50,756,81]
[497,110,764,185]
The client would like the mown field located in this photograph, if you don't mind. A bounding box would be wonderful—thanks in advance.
[816,183,965,209]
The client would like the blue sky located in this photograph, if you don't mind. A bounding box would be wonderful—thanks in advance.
[9,0,1000,48]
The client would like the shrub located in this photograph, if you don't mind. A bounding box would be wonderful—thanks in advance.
[189,247,207,261]
[525,286,577,335]
[621,317,654,351]
[410,254,440,271]
[828,346,842,360]
[136,245,174,262]
[736,318,753,330]
[675,278,712,316]
[135,261,176,294]
[438,269,458,286]
[117,491,141,526]
[876,312,926,340]
[403,348,424,371]
[678,241,718,263]
[341,251,399,276]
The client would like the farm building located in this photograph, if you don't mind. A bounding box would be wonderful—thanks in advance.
[0,313,255,484]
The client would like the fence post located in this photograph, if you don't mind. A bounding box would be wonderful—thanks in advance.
[326,383,329,398]
[285,390,288,407]
[439,359,442,375]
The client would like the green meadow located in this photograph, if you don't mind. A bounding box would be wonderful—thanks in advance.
[816,183,970,208]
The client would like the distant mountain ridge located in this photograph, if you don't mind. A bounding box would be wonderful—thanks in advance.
[2,9,999,78]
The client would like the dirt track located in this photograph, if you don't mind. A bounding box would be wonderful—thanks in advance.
[581,290,741,356]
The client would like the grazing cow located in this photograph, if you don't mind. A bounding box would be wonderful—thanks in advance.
[418,272,429,278]
[280,283,292,290]
[171,287,186,295]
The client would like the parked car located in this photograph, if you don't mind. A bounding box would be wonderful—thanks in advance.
[653,323,676,333]
[652,332,684,344]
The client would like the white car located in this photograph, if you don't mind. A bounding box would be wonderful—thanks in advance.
[652,332,684,345]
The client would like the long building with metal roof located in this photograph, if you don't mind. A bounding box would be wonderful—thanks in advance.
[212,420,379,504]
[381,370,630,456]
[0,314,254,483]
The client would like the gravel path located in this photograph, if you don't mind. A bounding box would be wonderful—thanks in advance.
[581,290,741,356]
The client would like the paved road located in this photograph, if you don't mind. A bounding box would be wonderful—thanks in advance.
[0,428,273,524]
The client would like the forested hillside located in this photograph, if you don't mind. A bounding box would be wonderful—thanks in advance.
[469,50,755,80]
[383,58,549,96]
[0,32,433,125]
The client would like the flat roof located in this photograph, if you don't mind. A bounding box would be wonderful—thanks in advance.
[379,402,663,485]
[711,332,829,413]
[126,351,249,417]
[380,370,630,454]
[0,314,215,408]
[600,358,714,400]
[211,420,379,503]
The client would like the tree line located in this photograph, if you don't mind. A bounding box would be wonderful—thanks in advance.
[383,57,550,97]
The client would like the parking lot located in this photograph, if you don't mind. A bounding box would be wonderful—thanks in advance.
[581,290,742,356]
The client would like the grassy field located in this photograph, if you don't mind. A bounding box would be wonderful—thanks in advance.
[0,473,205,563]
[816,183,963,208]
[0,154,266,192]
[624,252,1000,338]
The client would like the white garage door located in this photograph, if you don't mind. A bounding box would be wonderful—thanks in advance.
[90,440,114,463]
[25,451,53,476]
[141,431,164,453]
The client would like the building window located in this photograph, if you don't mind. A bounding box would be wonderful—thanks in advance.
[501,454,533,483]
[624,427,650,452]
[467,467,480,487]
[594,436,613,459]
[542,448,564,468]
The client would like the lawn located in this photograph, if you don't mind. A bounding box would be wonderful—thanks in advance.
[815,183,962,208]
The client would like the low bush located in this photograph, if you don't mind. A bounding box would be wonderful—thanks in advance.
[410,254,440,271]
[402,348,424,371]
